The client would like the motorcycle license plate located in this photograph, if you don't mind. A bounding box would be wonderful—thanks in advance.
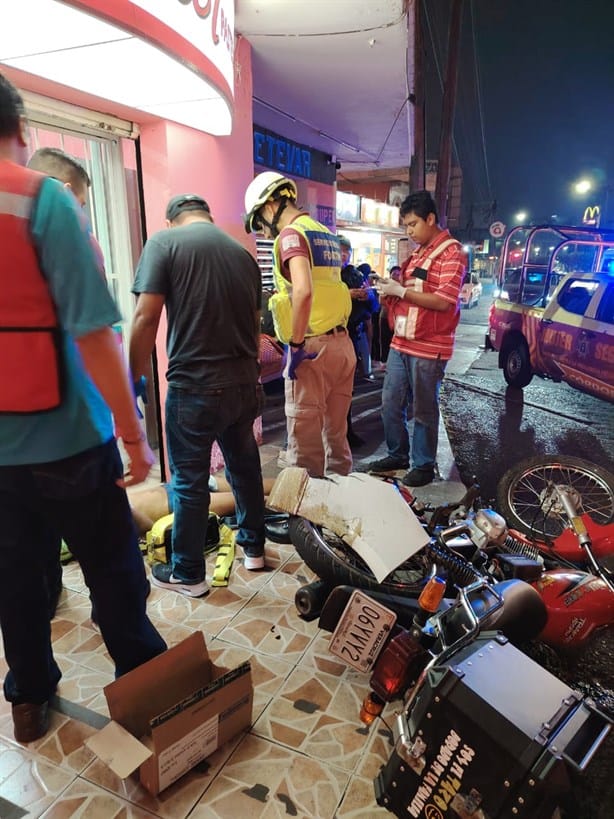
[329,590,397,673]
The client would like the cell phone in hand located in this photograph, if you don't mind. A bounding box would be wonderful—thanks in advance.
[412,267,428,280]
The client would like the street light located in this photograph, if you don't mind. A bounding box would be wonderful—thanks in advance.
[515,211,528,222]
[574,179,592,195]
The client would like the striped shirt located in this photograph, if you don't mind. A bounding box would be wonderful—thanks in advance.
[390,230,466,360]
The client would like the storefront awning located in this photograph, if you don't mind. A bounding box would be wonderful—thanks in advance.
[0,0,234,135]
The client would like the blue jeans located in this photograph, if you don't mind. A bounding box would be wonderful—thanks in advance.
[381,349,447,469]
[0,441,167,705]
[166,384,266,582]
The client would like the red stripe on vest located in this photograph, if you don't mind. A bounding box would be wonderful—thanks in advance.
[0,162,63,413]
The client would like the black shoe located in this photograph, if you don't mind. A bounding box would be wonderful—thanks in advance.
[359,455,409,474]
[265,518,292,544]
[347,431,366,449]
[401,467,435,487]
[151,564,209,598]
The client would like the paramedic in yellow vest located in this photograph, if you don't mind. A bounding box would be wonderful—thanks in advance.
[363,190,466,487]
[244,172,355,476]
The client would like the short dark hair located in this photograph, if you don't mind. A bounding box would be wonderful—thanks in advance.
[0,73,25,139]
[400,190,438,222]
[27,147,91,190]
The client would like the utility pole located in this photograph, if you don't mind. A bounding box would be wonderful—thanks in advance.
[410,0,425,191]
[434,0,463,227]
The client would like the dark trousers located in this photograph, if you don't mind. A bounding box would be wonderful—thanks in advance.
[0,440,167,705]
[377,308,394,363]
[166,383,266,581]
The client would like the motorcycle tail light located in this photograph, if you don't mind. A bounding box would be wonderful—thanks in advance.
[359,692,385,725]
[417,575,446,613]
[369,629,426,702]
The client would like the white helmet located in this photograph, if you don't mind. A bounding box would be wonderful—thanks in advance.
[244,171,297,233]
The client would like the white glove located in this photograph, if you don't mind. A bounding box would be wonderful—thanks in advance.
[376,278,406,299]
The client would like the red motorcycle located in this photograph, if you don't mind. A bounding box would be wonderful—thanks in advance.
[317,528,613,819]
[494,456,614,649]
[292,456,614,652]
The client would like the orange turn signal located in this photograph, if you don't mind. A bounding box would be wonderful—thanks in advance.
[417,576,446,613]
[359,693,384,725]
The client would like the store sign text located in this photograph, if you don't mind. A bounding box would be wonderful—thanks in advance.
[253,130,312,179]
[316,205,335,229]
[176,0,233,53]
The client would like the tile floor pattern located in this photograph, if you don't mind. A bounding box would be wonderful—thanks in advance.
[0,466,397,818]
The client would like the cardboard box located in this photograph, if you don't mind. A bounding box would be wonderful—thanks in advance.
[86,631,253,795]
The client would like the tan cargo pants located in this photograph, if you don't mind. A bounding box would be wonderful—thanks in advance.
[284,328,356,477]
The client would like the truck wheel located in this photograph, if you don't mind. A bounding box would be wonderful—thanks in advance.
[501,338,532,388]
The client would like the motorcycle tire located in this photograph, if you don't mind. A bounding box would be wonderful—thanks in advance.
[288,515,426,596]
[497,455,614,539]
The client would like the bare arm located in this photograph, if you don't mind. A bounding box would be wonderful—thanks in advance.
[287,255,313,343]
[399,289,451,312]
[129,293,165,380]
[76,326,154,486]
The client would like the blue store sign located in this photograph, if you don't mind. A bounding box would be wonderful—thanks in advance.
[253,125,336,185]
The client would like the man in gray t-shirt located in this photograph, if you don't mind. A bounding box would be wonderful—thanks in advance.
[130,195,266,596]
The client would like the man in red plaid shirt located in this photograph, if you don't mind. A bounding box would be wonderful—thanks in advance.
[364,190,467,487]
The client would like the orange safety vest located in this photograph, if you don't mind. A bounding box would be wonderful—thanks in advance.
[0,162,63,413]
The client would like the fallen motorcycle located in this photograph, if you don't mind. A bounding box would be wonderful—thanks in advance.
[282,464,614,653]
[266,464,614,817]
[316,526,612,819]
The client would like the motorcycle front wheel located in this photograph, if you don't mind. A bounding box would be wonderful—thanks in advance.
[288,516,427,595]
[497,456,614,539]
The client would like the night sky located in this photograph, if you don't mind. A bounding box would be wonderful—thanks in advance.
[425,0,614,231]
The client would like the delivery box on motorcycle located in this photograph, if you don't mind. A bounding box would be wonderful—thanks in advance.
[375,633,611,818]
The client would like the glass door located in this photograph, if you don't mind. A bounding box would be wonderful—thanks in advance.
[25,118,160,457]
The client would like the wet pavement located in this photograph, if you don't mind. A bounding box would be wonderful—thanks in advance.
[441,345,614,500]
[442,284,612,487]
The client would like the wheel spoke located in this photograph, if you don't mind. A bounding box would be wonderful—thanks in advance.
[502,459,614,537]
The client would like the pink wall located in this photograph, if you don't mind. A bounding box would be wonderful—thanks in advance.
[139,35,255,245]
[137,35,257,474]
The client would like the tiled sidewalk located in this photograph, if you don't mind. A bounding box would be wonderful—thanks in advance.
[0,382,472,819]
[0,457,396,819]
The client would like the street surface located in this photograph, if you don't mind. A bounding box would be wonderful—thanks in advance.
[441,284,614,499]
[262,282,614,502]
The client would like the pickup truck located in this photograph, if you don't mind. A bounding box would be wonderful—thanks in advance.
[487,225,614,403]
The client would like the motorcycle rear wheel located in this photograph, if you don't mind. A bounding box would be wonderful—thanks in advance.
[288,515,426,595]
[497,456,614,539]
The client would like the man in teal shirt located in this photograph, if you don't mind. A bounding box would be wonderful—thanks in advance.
[0,74,166,744]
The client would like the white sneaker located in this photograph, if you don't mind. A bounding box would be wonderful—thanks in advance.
[243,554,266,571]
